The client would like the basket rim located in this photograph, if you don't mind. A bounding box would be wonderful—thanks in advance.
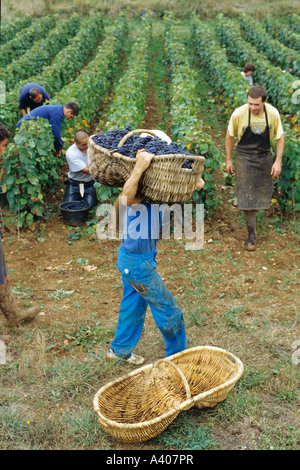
[59,202,91,213]
[167,345,244,370]
[89,135,206,164]
[166,345,244,403]
[93,345,244,430]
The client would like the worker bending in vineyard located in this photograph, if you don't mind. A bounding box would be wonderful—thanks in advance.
[240,63,256,86]
[18,83,51,116]
[225,85,284,251]
[16,102,79,157]
[63,130,98,208]
[107,148,205,365]
[0,124,39,336]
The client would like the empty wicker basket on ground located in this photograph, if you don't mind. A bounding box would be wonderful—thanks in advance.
[93,346,244,443]
[88,129,206,204]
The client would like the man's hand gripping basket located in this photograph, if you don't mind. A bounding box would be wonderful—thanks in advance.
[88,129,206,204]
[93,346,244,443]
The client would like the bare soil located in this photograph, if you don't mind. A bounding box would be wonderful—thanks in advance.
[2,183,297,332]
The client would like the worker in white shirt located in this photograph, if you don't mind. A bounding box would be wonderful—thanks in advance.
[241,63,256,86]
[64,130,98,208]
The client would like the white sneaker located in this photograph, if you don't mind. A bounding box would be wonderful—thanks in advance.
[106,348,145,365]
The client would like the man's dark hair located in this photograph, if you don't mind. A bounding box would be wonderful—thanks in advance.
[0,123,12,143]
[247,85,267,102]
[243,62,256,73]
[65,102,79,116]
[29,88,42,98]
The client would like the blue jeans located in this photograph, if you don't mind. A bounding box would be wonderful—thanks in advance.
[110,247,187,358]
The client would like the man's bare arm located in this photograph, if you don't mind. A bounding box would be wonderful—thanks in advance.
[271,134,284,179]
[225,130,235,175]
[119,150,154,206]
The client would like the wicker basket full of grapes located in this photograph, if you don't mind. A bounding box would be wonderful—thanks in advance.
[89,128,206,204]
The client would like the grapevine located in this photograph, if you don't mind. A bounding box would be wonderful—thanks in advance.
[164,13,223,216]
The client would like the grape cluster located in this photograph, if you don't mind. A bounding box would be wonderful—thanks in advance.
[92,127,194,168]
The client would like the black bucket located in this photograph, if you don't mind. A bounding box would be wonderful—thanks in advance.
[59,201,91,226]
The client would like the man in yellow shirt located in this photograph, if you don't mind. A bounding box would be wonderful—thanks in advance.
[225,86,284,250]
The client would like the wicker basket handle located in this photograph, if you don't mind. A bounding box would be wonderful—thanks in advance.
[118,129,161,148]
[155,359,192,401]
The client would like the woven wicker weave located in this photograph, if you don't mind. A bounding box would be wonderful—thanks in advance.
[93,346,244,443]
[93,359,193,443]
[88,129,206,204]
[167,346,244,409]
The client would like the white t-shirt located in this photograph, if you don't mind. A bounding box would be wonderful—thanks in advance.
[66,143,93,183]
[241,71,253,86]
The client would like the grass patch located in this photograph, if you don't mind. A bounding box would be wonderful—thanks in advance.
[157,410,219,450]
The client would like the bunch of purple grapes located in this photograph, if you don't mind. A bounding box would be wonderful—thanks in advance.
[92,127,194,168]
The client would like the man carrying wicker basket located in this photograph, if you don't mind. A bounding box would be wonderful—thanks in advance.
[107,149,205,365]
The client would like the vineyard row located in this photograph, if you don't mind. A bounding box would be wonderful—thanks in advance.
[1,13,299,226]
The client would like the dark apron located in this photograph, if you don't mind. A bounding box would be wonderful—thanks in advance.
[235,107,273,210]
